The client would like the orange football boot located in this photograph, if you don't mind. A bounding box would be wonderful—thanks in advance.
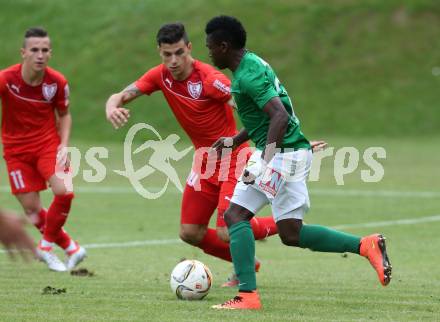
[221,258,261,287]
[360,234,392,286]
[212,291,262,310]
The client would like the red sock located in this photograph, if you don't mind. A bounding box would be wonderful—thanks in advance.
[198,228,232,262]
[56,228,73,249]
[43,193,74,243]
[37,208,72,249]
[250,216,278,240]
[30,209,47,233]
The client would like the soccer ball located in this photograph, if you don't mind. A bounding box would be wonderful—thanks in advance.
[170,259,213,300]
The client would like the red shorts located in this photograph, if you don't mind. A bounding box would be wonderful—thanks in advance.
[4,142,58,194]
[181,145,251,227]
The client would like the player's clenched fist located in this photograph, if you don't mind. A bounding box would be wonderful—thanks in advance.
[106,106,130,129]
[310,140,328,152]
[243,158,268,185]
[210,136,235,159]
[105,83,142,129]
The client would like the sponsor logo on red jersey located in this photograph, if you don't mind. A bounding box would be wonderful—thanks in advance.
[165,78,173,88]
[11,84,20,93]
[213,79,230,94]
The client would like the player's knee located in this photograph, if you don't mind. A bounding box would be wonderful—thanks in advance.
[179,227,205,246]
[223,210,235,227]
[279,232,300,247]
[224,209,244,227]
[216,227,230,243]
[18,200,40,216]
[22,206,40,217]
[52,185,69,196]
[224,208,252,228]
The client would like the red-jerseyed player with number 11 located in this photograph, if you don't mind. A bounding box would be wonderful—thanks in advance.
[0,27,86,271]
[105,23,281,285]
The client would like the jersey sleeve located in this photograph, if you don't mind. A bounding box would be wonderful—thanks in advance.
[241,69,279,110]
[204,70,231,103]
[54,78,70,112]
[135,66,161,95]
[0,71,6,96]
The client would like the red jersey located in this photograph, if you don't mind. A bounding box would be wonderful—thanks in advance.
[135,60,237,149]
[0,64,69,155]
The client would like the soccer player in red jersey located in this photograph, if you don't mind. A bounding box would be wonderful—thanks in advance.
[105,23,283,284]
[0,27,86,271]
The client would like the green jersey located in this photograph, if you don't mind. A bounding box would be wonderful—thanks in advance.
[231,51,310,151]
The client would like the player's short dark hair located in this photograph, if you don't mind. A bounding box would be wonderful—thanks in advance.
[23,27,49,48]
[205,15,246,49]
[24,27,48,39]
[156,23,189,46]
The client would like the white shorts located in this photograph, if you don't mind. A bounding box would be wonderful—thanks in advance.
[231,149,312,222]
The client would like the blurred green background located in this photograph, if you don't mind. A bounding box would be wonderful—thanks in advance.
[1,0,438,142]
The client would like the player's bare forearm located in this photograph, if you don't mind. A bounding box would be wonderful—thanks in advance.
[57,110,72,147]
[232,128,249,148]
[105,83,142,129]
[261,97,288,163]
[107,83,142,109]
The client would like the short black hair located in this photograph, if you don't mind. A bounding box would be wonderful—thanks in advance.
[23,27,49,48]
[205,15,246,49]
[24,27,48,39]
[156,23,189,46]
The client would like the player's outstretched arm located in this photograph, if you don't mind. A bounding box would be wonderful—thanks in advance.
[105,83,143,129]
[0,209,36,261]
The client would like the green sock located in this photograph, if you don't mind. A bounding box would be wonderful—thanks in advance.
[299,224,361,254]
[228,221,256,292]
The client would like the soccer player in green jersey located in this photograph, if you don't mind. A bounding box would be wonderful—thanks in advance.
[205,15,392,310]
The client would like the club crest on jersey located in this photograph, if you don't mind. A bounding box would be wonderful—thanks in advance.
[187,81,202,99]
[42,83,57,101]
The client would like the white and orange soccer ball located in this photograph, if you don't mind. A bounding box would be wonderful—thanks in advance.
[170,259,213,300]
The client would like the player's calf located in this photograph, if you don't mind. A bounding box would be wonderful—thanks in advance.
[179,224,207,246]
[43,193,74,243]
[277,218,303,247]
